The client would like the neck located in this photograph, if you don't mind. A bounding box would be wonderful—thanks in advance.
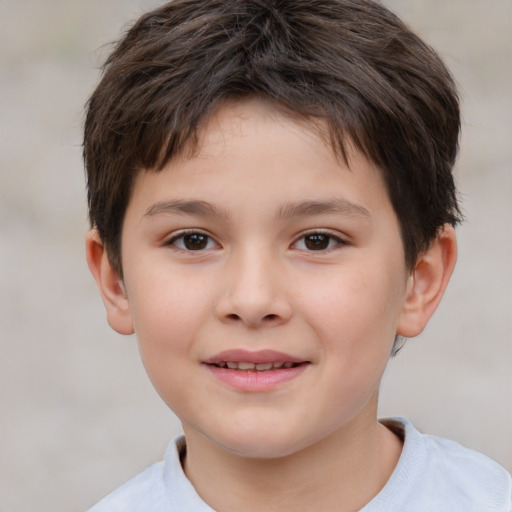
[182,402,402,512]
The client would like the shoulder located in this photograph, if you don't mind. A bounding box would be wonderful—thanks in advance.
[87,459,168,512]
[368,418,512,512]
[86,436,214,512]
[419,427,511,505]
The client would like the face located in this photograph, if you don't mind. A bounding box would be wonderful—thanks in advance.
[118,99,412,458]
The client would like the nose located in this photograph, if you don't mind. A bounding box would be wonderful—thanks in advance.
[214,248,293,328]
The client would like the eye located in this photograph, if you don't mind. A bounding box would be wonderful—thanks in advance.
[293,232,344,251]
[168,231,218,251]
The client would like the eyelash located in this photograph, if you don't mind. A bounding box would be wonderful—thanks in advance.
[166,230,219,251]
[166,230,346,252]
[292,231,347,252]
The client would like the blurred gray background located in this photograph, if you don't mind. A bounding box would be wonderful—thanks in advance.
[0,1,510,511]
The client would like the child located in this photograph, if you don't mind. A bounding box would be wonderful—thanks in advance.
[83,0,511,510]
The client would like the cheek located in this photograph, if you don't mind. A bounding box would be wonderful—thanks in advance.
[298,266,403,353]
[129,263,208,329]
[126,271,210,379]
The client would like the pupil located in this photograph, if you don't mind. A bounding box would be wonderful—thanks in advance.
[184,233,208,250]
[305,234,329,250]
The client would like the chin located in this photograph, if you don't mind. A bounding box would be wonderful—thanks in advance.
[209,426,317,460]
[222,440,300,459]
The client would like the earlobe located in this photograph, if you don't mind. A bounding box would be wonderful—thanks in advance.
[397,225,457,338]
[85,229,135,335]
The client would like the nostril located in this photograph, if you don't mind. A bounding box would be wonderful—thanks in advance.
[225,312,278,324]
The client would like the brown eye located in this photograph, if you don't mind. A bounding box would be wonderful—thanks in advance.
[169,232,218,251]
[183,233,208,250]
[293,232,344,251]
[304,234,331,250]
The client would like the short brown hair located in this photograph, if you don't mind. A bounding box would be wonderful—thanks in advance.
[84,0,462,275]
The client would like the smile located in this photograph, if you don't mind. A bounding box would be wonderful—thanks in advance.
[204,350,310,391]
[211,361,302,371]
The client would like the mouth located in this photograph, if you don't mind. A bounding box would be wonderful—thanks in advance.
[204,349,310,375]
[208,361,305,372]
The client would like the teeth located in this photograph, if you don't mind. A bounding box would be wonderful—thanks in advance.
[218,361,297,371]
[238,362,255,370]
[255,362,273,371]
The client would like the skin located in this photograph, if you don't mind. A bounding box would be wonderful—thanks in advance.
[87,98,457,512]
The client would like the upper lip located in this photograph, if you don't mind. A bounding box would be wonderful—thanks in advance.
[204,349,307,365]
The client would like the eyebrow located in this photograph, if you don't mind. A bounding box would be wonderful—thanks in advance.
[144,200,228,218]
[144,198,371,221]
[277,199,371,220]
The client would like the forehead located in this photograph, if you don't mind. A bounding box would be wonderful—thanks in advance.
[182,98,331,163]
[130,98,391,219]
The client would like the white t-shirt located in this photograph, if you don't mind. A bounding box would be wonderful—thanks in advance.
[87,417,512,511]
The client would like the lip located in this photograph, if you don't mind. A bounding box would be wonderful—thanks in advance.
[203,349,310,393]
[204,349,305,365]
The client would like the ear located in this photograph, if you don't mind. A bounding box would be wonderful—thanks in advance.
[85,229,134,335]
[397,225,457,338]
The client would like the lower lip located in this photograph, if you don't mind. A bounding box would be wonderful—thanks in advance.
[204,364,308,392]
